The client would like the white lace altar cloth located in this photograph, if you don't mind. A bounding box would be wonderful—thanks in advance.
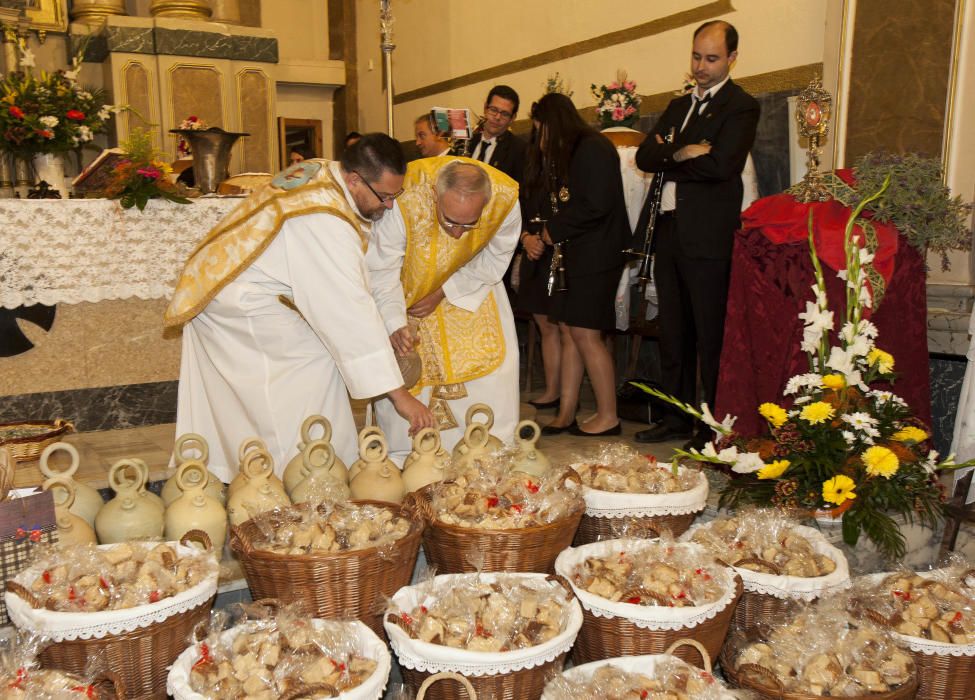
[0,197,241,309]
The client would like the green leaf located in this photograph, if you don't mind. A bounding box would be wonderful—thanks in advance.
[841,512,860,547]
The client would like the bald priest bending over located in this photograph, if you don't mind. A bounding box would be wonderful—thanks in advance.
[164,134,434,483]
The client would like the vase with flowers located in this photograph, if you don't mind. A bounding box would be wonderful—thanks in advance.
[633,179,974,562]
[0,43,116,195]
[102,128,189,211]
[591,71,641,130]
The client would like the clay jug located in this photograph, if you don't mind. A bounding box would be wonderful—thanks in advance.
[95,458,166,543]
[283,415,348,497]
[348,425,384,481]
[452,403,504,461]
[43,476,97,546]
[291,440,350,504]
[402,428,448,493]
[39,442,103,527]
[164,459,227,550]
[226,449,291,525]
[228,437,285,499]
[452,422,493,472]
[349,432,406,504]
[511,420,550,477]
[162,433,226,505]
[131,459,166,515]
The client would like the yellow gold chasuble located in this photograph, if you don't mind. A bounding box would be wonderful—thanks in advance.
[164,160,367,328]
[399,157,518,424]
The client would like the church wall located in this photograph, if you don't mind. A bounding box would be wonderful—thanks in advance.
[354,0,827,139]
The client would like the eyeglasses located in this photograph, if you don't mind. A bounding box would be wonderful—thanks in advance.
[485,105,513,120]
[353,170,404,203]
[438,207,480,232]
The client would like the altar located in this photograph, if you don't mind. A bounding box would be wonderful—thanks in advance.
[0,197,240,429]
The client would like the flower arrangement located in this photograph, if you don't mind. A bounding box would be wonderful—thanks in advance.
[102,128,189,211]
[591,71,641,129]
[0,44,114,156]
[545,72,574,98]
[175,115,208,157]
[634,180,973,560]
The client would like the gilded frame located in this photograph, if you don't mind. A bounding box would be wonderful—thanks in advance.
[23,0,69,33]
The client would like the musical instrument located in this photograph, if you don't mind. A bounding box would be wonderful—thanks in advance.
[546,181,569,296]
[625,126,676,287]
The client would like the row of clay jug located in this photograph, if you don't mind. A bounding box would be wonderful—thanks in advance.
[449,403,551,477]
[282,416,350,503]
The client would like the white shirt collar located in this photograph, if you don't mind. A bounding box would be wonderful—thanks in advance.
[331,161,369,223]
[695,75,731,102]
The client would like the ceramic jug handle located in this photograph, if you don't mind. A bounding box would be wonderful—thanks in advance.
[516,419,541,447]
[465,403,495,430]
[39,441,80,479]
[361,435,389,464]
[42,475,76,510]
[302,439,335,473]
[413,428,441,456]
[242,449,273,479]
[174,433,209,465]
[132,458,151,491]
[237,436,267,463]
[357,425,383,449]
[300,415,333,446]
[175,459,210,494]
[464,423,490,450]
[108,458,144,494]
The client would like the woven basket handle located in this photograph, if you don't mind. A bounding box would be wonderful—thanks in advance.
[738,662,785,694]
[620,587,670,606]
[417,672,478,700]
[229,524,252,555]
[92,669,126,699]
[250,598,284,617]
[863,607,892,627]
[280,683,339,700]
[664,639,712,673]
[5,580,43,609]
[733,557,782,575]
[403,490,435,525]
[545,574,575,600]
[559,467,583,488]
[180,528,213,552]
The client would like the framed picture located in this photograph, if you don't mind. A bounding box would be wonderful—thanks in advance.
[8,0,69,33]
[277,117,323,169]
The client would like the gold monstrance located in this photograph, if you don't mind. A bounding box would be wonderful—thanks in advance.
[791,77,833,203]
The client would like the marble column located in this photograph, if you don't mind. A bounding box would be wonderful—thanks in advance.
[70,0,128,24]
[209,0,241,24]
[1,24,18,74]
[148,0,213,20]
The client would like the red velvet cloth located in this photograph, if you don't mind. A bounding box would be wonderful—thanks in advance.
[715,194,931,437]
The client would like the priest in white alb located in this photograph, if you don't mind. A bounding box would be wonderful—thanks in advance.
[164,134,434,482]
[366,158,521,462]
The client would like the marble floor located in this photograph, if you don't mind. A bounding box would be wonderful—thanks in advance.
[17,394,684,490]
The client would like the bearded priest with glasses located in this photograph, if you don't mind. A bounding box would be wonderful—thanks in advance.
[165,134,435,482]
[366,158,522,462]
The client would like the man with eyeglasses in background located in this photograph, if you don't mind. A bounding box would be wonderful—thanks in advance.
[165,134,434,482]
[366,158,522,462]
[462,85,527,185]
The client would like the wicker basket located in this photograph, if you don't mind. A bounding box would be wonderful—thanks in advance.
[574,510,698,546]
[407,473,584,574]
[386,572,583,700]
[229,499,423,637]
[5,531,217,700]
[416,672,478,699]
[719,644,919,700]
[0,419,73,464]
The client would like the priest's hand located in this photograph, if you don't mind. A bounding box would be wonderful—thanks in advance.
[390,326,416,356]
[407,288,445,318]
[388,387,435,436]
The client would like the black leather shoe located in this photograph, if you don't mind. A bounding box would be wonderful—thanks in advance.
[569,422,622,437]
[528,398,560,410]
[634,423,692,443]
[541,420,578,436]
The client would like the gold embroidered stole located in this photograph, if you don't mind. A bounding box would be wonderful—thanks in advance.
[164,160,367,328]
[399,157,518,404]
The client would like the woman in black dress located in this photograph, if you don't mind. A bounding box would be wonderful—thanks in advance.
[521,92,630,436]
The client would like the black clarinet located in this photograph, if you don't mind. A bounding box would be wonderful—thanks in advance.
[625,126,675,288]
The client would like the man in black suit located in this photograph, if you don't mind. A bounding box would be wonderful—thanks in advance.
[633,20,760,446]
[465,85,527,184]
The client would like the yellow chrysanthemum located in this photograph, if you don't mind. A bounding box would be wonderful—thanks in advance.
[867,348,895,373]
[891,426,928,444]
[862,446,899,478]
[799,401,835,425]
[758,402,788,428]
[757,459,790,480]
[821,374,846,390]
[822,475,857,505]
